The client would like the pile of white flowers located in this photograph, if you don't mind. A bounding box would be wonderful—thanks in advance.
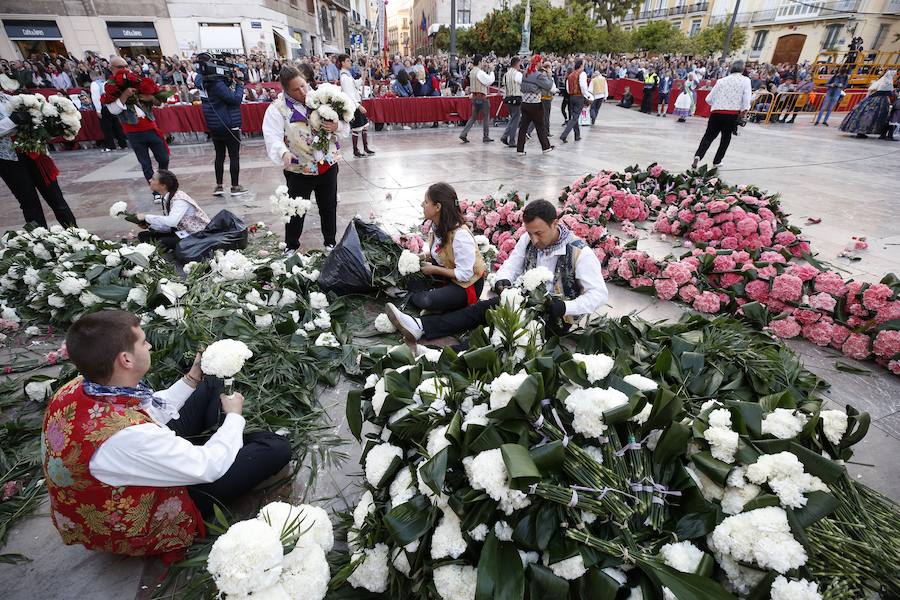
[374,313,396,333]
[201,339,254,380]
[745,451,828,508]
[397,249,421,276]
[571,352,614,383]
[364,442,403,487]
[820,409,848,445]
[305,83,356,122]
[708,507,807,594]
[209,249,258,281]
[109,201,128,218]
[760,408,808,440]
[6,93,82,148]
[487,370,528,410]
[463,448,531,515]
[770,576,823,600]
[703,407,739,463]
[270,185,313,224]
[206,501,333,600]
[519,266,554,292]
[563,385,629,439]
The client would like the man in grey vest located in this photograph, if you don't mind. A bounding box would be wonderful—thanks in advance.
[459,54,496,144]
[500,57,523,148]
[386,199,609,341]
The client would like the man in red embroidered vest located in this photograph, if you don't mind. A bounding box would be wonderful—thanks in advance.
[42,310,291,557]
[103,57,170,205]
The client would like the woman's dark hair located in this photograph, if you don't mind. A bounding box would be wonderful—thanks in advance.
[426,182,465,241]
[396,69,409,85]
[523,199,559,225]
[155,169,178,194]
[67,310,141,383]
[337,54,349,66]
[296,63,317,89]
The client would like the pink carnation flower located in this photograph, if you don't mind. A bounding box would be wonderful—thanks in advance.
[649,164,663,178]
[807,292,837,313]
[873,330,900,359]
[745,279,770,303]
[862,283,892,312]
[770,274,804,302]
[679,284,700,302]
[842,333,871,360]
[693,291,721,314]
[830,324,851,349]
[802,321,833,347]
[769,317,801,339]
[654,278,679,300]
[785,264,819,282]
[814,272,846,296]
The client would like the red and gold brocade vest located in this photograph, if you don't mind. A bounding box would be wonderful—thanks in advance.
[41,378,203,557]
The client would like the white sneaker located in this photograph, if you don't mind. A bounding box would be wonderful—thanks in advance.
[386,303,423,342]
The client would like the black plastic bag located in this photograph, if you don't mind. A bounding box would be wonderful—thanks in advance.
[174,209,249,263]
[318,219,379,294]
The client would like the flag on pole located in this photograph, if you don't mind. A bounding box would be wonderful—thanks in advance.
[420,12,427,32]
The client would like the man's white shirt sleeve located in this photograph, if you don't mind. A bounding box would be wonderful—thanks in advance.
[90,413,246,487]
[262,103,289,165]
[476,70,495,86]
[564,248,609,317]
[451,229,477,282]
[579,71,593,100]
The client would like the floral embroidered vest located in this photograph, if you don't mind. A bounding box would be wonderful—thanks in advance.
[41,378,203,557]
[272,93,341,176]
[166,190,210,234]
[428,225,487,289]
[524,237,586,300]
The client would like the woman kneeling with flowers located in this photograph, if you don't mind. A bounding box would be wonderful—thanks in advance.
[137,169,210,252]
[409,182,487,313]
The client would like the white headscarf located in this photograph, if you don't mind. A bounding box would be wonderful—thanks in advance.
[871,70,897,92]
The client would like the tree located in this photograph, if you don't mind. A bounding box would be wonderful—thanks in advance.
[631,20,689,54]
[581,0,641,33]
[690,20,748,57]
[432,26,451,51]
[593,26,632,54]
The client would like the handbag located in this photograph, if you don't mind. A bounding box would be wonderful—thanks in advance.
[504,95,522,106]
[579,106,590,126]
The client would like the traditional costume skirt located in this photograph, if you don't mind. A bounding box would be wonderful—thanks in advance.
[840,90,893,135]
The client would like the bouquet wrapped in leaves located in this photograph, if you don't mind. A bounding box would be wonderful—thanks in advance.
[5,93,82,153]
[305,82,355,158]
[335,275,900,599]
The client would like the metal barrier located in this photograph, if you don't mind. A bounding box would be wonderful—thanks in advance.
[746,89,868,124]
[812,50,900,88]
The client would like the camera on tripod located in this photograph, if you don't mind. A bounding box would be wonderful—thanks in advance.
[197,52,245,83]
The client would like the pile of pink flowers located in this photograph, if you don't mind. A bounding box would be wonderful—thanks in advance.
[450,163,899,375]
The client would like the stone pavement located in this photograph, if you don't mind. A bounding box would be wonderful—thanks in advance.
[0,103,898,599]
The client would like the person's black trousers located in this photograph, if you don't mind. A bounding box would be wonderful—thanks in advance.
[210,129,241,187]
[640,90,654,113]
[167,378,292,517]
[410,277,485,313]
[421,297,500,340]
[695,112,740,165]
[138,229,179,251]
[0,155,77,228]
[283,165,339,249]
[518,103,552,151]
[99,106,127,150]
[126,130,169,181]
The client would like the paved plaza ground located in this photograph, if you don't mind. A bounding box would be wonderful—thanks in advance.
[0,103,899,598]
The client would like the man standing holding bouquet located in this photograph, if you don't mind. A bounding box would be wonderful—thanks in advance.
[262,65,348,251]
[103,57,170,203]
[42,310,291,557]
[386,199,608,341]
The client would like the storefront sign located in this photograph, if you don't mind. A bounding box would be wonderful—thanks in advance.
[107,22,158,40]
[3,20,62,40]
[251,21,262,29]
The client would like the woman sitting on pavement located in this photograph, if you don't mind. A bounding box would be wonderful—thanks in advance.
[408,182,487,313]
[138,169,210,251]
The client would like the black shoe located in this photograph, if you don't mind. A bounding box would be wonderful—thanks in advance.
[500,137,508,145]
[574,137,581,142]
[822,122,829,127]
[483,137,494,143]
[856,133,867,138]
[459,136,469,143]
[354,150,366,158]
[364,148,375,155]
[559,136,568,144]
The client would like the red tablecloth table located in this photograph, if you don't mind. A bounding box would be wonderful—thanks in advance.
[361,95,508,124]
[605,78,711,117]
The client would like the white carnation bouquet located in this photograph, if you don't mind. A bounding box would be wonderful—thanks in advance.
[304,83,355,157]
[205,500,333,599]
[270,184,313,224]
[108,201,143,225]
[6,93,82,153]
[201,338,253,392]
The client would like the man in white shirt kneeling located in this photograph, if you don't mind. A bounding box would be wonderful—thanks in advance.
[386,199,609,342]
[41,310,291,557]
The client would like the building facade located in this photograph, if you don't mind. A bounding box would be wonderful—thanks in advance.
[618,0,900,65]
[387,8,411,55]
[0,0,361,60]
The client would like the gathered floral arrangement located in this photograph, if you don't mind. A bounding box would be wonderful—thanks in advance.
[305,83,355,157]
[5,93,82,153]
[397,165,896,375]
[270,184,313,224]
[100,69,172,120]
[333,279,899,600]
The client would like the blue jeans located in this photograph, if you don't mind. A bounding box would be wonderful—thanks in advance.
[126,129,169,181]
[816,91,841,124]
